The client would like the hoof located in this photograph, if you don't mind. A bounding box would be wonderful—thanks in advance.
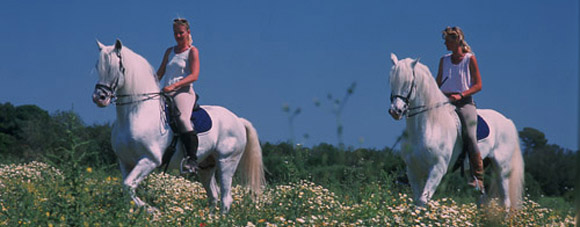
[145,205,160,215]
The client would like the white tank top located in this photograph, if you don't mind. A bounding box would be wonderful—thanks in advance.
[440,52,473,94]
[161,47,192,88]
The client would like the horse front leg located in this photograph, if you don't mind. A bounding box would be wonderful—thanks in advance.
[405,165,426,205]
[122,158,159,211]
[419,160,447,206]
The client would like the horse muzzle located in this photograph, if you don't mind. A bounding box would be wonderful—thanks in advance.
[92,89,112,107]
[389,103,408,120]
[389,98,409,120]
[389,108,404,120]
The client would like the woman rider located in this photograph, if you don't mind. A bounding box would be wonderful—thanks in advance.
[436,26,485,193]
[157,18,200,174]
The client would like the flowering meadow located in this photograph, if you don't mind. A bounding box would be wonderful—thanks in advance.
[0,161,575,226]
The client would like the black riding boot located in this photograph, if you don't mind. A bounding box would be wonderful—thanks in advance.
[180,131,199,174]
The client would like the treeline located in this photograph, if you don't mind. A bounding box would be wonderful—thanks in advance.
[0,102,576,200]
[0,103,116,168]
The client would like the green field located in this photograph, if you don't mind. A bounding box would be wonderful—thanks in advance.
[1,160,574,226]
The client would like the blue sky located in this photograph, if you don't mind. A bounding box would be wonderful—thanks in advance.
[0,1,578,150]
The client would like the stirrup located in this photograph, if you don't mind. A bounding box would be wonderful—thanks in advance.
[468,178,485,194]
[180,157,198,175]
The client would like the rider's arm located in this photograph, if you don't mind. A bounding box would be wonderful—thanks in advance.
[156,47,172,80]
[436,57,444,87]
[462,55,482,97]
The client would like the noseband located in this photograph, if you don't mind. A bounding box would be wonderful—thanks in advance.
[95,50,125,96]
[390,70,416,105]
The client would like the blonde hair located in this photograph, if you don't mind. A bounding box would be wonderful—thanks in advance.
[173,18,193,45]
[442,26,471,53]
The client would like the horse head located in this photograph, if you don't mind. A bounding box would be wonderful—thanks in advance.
[93,39,126,107]
[388,53,420,120]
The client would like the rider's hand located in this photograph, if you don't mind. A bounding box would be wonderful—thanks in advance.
[163,84,177,93]
[448,94,462,102]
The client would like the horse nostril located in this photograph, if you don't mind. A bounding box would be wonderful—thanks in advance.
[100,95,106,100]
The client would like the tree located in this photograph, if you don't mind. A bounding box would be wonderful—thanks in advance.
[0,102,116,168]
[519,127,548,154]
[519,127,576,197]
[0,103,50,160]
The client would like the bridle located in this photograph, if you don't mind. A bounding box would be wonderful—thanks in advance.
[390,68,450,118]
[390,70,416,106]
[94,50,163,106]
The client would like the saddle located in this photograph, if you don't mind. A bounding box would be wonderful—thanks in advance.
[163,94,213,134]
[160,94,213,172]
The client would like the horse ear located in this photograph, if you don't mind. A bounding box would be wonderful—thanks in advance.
[411,57,421,69]
[390,53,399,65]
[115,39,123,51]
[97,40,105,50]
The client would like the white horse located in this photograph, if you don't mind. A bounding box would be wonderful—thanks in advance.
[387,53,524,209]
[92,40,265,213]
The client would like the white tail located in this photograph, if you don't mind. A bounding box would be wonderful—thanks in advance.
[509,129,525,209]
[238,118,266,196]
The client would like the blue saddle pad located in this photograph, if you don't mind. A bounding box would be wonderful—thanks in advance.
[191,107,212,133]
[165,105,212,133]
[476,115,490,141]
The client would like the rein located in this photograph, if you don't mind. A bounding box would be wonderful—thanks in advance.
[406,101,450,117]
[114,92,164,106]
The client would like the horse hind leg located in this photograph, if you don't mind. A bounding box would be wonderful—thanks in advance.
[213,146,245,214]
[217,158,241,214]
[490,158,512,209]
[198,157,219,212]
[499,176,511,208]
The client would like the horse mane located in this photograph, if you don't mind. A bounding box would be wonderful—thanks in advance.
[414,60,456,123]
[391,58,452,121]
[412,60,448,107]
[118,46,160,94]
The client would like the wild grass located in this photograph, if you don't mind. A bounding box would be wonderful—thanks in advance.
[0,161,574,226]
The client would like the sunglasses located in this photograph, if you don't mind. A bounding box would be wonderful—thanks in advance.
[442,27,460,39]
[173,18,189,23]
